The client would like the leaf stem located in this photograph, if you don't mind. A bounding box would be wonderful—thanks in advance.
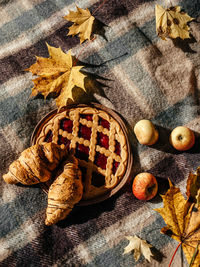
[189,242,200,267]
[73,36,96,67]
[169,242,182,267]
[92,0,109,15]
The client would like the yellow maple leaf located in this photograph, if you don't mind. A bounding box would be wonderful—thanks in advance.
[155,180,200,266]
[64,5,95,43]
[155,5,194,40]
[123,235,153,262]
[26,43,86,109]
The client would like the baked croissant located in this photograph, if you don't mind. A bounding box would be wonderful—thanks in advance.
[3,142,67,185]
[45,156,83,226]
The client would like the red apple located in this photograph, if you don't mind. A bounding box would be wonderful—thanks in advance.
[134,119,159,146]
[132,172,158,201]
[169,126,195,151]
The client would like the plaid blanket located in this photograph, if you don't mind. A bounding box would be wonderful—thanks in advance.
[0,0,200,266]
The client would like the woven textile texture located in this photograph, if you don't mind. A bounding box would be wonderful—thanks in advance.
[0,0,200,266]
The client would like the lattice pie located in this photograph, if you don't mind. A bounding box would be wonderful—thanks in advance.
[35,106,128,200]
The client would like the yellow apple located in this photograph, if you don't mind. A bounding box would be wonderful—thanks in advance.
[132,172,158,201]
[169,126,195,151]
[134,119,159,145]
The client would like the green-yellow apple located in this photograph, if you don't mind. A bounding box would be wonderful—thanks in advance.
[134,119,159,145]
[169,126,195,151]
[132,172,158,201]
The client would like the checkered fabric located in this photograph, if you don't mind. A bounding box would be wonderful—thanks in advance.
[0,0,200,266]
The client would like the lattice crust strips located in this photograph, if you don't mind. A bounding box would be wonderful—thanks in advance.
[36,107,128,200]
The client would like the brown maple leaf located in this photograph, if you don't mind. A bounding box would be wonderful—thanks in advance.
[155,5,194,40]
[26,43,86,109]
[64,5,95,43]
[155,179,200,266]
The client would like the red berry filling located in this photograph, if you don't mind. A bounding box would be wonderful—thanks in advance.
[44,130,53,143]
[80,114,93,121]
[94,152,107,169]
[79,124,91,140]
[112,160,119,174]
[91,172,105,187]
[58,135,71,149]
[97,132,109,149]
[115,140,121,155]
[99,118,110,129]
[60,119,73,133]
[75,144,89,161]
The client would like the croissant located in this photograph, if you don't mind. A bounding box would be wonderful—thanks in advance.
[45,156,83,226]
[3,142,67,185]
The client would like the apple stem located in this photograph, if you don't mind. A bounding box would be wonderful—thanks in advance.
[178,135,183,141]
[168,242,182,267]
[147,184,156,194]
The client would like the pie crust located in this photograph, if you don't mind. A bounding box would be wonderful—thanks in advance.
[34,105,128,200]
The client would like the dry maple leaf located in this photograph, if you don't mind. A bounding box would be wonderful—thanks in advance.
[64,5,95,43]
[155,5,194,40]
[186,167,200,203]
[184,167,200,217]
[196,189,200,208]
[26,43,86,109]
[123,235,153,262]
[155,179,200,266]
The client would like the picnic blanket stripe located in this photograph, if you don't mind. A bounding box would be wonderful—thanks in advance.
[0,0,197,70]
[0,0,99,59]
[0,88,32,129]
[0,125,26,176]
[1,34,198,124]
[0,208,168,266]
[180,0,200,17]
[83,216,169,267]
[0,74,33,99]
[0,178,155,259]
[0,73,198,243]
[0,184,143,243]
[0,1,158,82]
[1,110,197,240]
[1,16,198,127]
[1,214,184,267]
[0,141,195,260]
[0,92,198,243]
[0,187,46,239]
[154,95,199,128]
[0,213,44,262]
[60,216,170,267]
[0,0,45,27]
[0,18,166,123]
[0,173,187,265]
[0,0,75,46]
[0,0,154,42]
[1,1,200,266]
[2,34,161,131]
[106,65,156,119]
[0,0,152,59]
